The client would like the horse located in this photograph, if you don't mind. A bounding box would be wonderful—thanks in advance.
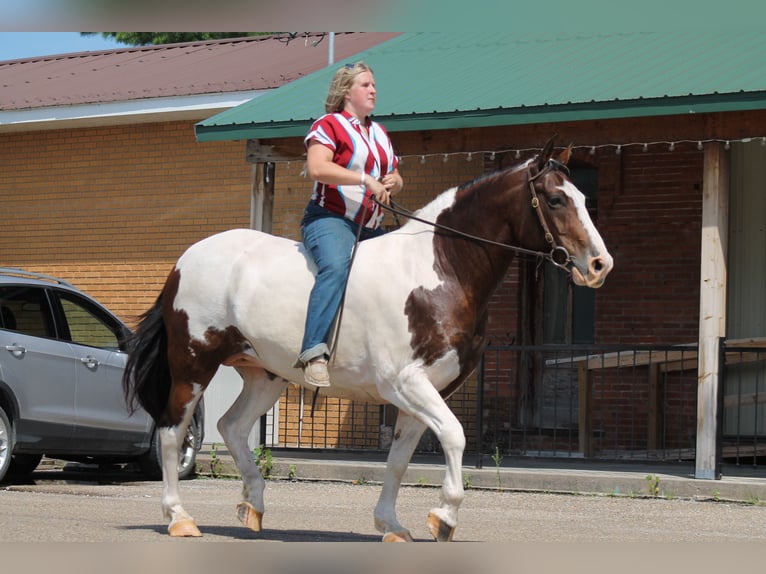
[122,136,613,542]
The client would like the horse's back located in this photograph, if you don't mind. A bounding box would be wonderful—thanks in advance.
[172,229,314,342]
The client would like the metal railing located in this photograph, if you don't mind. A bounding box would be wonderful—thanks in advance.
[721,340,766,467]
[258,341,765,470]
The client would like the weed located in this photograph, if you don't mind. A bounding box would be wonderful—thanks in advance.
[463,473,472,489]
[209,443,224,478]
[748,495,762,506]
[288,464,297,481]
[491,446,503,490]
[353,476,368,485]
[253,445,273,479]
[645,474,661,497]
[416,476,428,487]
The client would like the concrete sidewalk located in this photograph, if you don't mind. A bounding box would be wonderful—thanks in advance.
[195,447,766,504]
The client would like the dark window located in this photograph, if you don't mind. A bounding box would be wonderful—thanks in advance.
[543,167,598,344]
[0,285,56,338]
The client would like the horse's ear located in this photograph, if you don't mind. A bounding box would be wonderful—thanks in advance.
[557,143,573,165]
[537,135,557,170]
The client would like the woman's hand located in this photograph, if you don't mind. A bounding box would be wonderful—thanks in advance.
[363,174,391,205]
[381,170,403,196]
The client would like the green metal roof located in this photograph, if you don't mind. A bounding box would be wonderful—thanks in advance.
[195,32,766,142]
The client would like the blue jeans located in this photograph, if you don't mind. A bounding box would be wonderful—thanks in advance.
[298,202,385,364]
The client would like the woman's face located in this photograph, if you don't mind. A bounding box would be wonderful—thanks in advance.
[344,71,376,119]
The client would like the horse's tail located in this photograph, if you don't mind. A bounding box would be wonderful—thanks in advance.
[122,290,170,424]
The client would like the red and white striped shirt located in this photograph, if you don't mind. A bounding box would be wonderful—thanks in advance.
[304,110,398,229]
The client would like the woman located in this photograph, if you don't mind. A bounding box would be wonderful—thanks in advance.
[296,61,404,388]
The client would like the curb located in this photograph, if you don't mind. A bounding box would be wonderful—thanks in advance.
[195,451,766,504]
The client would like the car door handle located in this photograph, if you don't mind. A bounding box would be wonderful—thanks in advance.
[4,344,26,358]
[80,356,100,369]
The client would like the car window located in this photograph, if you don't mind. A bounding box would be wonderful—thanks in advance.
[0,285,56,337]
[57,292,122,350]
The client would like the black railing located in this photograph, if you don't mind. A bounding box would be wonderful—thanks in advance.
[476,344,700,464]
[721,341,766,467]
[260,341,764,470]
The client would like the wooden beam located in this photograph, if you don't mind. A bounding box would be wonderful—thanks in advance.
[246,139,305,163]
[695,142,729,480]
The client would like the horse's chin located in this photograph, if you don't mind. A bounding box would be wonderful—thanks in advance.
[571,266,606,289]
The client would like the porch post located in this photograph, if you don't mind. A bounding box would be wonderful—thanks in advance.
[250,161,275,233]
[695,142,729,479]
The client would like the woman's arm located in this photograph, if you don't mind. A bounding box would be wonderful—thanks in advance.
[306,140,393,204]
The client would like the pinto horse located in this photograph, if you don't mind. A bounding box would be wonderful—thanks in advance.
[123,137,613,541]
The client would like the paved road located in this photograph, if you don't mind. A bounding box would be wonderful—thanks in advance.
[2,468,766,544]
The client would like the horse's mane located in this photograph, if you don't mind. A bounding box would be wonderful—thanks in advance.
[396,157,533,230]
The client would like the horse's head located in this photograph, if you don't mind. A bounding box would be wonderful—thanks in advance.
[527,137,613,288]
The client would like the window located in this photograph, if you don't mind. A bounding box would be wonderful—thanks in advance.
[543,167,598,344]
[0,286,55,338]
[58,292,122,350]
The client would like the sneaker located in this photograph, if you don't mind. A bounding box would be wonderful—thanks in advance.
[303,357,331,388]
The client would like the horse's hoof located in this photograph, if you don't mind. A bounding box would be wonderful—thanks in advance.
[236,501,263,532]
[426,511,456,542]
[382,531,413,542]
[168,519,202,537]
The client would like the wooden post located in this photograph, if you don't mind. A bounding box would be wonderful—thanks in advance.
[696,142,729,479]
[647,363,662,451]
[578,363,593,457]
[250,161,275,233]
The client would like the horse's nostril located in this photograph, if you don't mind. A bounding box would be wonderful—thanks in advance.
[591,258,604,272]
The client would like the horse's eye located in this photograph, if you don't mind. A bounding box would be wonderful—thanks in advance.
[547,195,565,208]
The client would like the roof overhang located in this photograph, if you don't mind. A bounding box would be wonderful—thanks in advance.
[195,91,766,142]
[0,90,263,133]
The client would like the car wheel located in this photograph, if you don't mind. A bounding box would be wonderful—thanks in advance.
[0,406,13,483]
[8,453,43,478]
[139,413,201,481]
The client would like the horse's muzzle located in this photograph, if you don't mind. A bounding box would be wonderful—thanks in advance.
[572,253,613,288]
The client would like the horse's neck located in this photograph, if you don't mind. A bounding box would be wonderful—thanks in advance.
[413,173,522,305]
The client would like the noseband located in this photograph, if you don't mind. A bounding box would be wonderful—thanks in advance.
[527,159,573,271]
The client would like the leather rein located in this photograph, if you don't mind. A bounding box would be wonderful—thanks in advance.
[376,159,573,273]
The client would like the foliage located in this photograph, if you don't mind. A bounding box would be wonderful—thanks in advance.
[253,445,273,479]
[209,443,224,478]
[491,446,504,490]
[80,32,268,46]
[645,474,661,497]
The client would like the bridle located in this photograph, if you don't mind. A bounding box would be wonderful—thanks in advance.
[375,158,574,273]
[526,159,573,270]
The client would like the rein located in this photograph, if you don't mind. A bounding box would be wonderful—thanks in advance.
[320,160,572,398]
[375,160,573,272]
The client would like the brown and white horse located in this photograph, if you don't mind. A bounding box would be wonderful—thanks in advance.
[123,137,613,541]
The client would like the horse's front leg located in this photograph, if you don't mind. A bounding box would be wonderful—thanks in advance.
[374,411,426,542]
[383,369,466,542]
[218,368,287,532]
[160,423,202,537]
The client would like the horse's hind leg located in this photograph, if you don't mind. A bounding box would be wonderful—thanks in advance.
[374,411,426,542]
[160,381,207,537]
[217,367,287,532]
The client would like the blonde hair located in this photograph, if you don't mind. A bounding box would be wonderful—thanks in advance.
[324,61,374,114]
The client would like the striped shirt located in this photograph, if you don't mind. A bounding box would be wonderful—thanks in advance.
[304,110,398,229]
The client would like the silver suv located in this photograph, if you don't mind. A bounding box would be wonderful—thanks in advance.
[0,268,203,482]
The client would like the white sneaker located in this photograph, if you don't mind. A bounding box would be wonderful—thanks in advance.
[303,357,331,388]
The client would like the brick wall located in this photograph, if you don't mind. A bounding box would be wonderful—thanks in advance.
[0,118,709,455]
[0,121,251,325]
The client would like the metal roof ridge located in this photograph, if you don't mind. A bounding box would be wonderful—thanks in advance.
[0,33,326,66]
